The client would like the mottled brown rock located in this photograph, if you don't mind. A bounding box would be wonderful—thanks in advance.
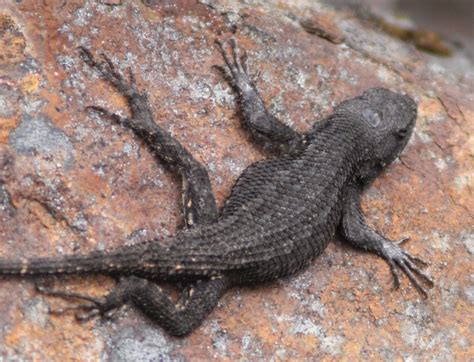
[0,0,472,360]
[299,13,345,44]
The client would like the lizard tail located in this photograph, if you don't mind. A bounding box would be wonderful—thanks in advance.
[0,250,142,276]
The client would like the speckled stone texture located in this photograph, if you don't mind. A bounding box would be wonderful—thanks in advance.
[0,0,472,360]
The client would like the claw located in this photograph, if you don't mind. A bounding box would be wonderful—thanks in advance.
[404,251,429,268]
[86,105,128,126]
[100,52,116,72]
[75,308,102,322]
[404,259,434,287]
[241,52,249,74]
[381,241,433,298]
[395,236,410,245]
[128,68,136,86]
[211,64,227,75]
[36,283,103,305]
[215,39,236,77]
[50,303,111,323]
[48,303,96,317]
[78,47,97,68]
[230,38,244,71]
[211,64,234,85]
[86,105,112,115]
[387,258,401,290]
[387,260,400,290]
[36,283,112,321]
[397,260,428,298]
[79,47,113,77]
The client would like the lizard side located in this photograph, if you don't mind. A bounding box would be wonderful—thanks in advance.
[0,38,433,336]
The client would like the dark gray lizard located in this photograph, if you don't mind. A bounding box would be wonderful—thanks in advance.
[0,38,433,336]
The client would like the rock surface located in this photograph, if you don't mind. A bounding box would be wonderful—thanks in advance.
[0,0,472,360]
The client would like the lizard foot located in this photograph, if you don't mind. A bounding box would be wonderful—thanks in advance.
[380,239,434,298]
[36,282,118,321]
[80,47,155,133]
[79,47,140,98]
[214,38,256,91]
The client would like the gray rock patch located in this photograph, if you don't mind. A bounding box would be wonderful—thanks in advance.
[9,114,75,169]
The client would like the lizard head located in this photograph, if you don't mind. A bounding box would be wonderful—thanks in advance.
[334,87,417,184]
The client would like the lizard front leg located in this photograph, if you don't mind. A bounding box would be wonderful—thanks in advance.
[339,183,434,298]
[216,38,304,154]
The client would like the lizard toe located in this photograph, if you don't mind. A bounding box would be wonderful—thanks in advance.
[381,241,433,298]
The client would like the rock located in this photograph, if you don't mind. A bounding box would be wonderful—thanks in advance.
[0,0,472,359]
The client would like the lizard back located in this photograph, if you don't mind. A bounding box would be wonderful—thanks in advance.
[160,117,363,283]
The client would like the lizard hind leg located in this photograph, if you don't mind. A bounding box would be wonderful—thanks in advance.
[35,278,129,321]
[53,48,229,334]
[129,276,229,336]
[38,276,230,336]
[81,47,218,226]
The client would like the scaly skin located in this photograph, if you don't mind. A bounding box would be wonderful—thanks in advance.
[0,38,433,336]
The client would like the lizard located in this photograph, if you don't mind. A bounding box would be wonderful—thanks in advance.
[0,38,433,336]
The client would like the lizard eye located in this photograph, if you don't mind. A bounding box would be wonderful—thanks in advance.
[362,109,382,128]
